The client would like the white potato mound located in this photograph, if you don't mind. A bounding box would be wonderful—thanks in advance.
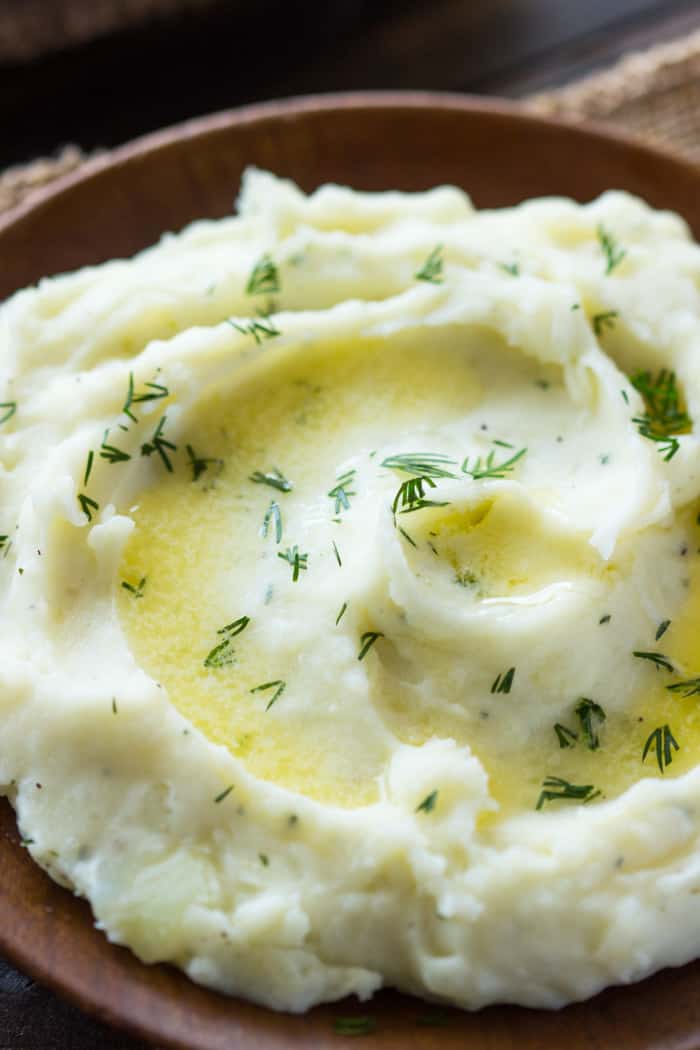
[3,170,700,1013]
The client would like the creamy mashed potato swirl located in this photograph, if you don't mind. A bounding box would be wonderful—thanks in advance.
[3,171,700,1011]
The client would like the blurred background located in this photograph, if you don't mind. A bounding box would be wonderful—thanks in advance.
[2,0,700,171]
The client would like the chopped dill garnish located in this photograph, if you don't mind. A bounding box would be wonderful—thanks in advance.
[336,601,348,625]
[398,526,417,548]
[633,650,674,672]
[78,493,99,521]
[259,853,269,866]
[278,545,308,581]
[214,785,234,803]
[491,667,515,694]
[249,468,292,492]
[381,452,457,479]
[597,224,626,274]
[261,500,283,544]
[392,475,448,516]
[333,1017,376,1036]
[575,698,606,750]
[83,450,94,486]
[112,698,118,714]
[656,619,671,641]
[141,415,177,472]
[554,723,577,749]
[454,569,479,588]
[599,614,611,624]
[592,311,618,337]
[536,776,601,810]
[630,369,690,463]
[122,371,168,423]
[246,253,280,297]
[121,576,147,599]
[667,677,700,698]
[228,317,280,344]
[186,444,222,482]
[251,680,286,711]
[492,439,514,449]
[100,430,131,464]
[328,469,357,514]
[415,245,443,284]
[204,615,250,669]
[358,631,384,660]
[461,447,527,480]
[499,261,520,276]
[332,540,342,566]
[0,402,17,425]
[416,789,439,814]
[642,724,679,774]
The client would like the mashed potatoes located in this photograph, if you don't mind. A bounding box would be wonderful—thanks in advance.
[2,170,700,1011]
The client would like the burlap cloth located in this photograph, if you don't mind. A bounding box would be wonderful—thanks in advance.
[1,29,699,218]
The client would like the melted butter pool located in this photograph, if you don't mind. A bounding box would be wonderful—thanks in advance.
[118,329,700,816]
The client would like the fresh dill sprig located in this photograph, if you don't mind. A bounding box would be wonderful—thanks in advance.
[656,619,671,641]
[100,430,131,464]
[246,253,280,297]
[332,540,342,566]
[358,631,384,660]
[392,475,448,516]
[251,680,286,711]
[642,724,679,774]
[630,369,690,463]
[228,318,281,345]
[415,245,443,284]
[261,500,283,543]
[592,311,618,337]
[633,650,674,672]
[554,723,578,749]
[278,545,308,581]
[336,601,348,625]
[333,1017,376,1036]
[186,444,223,482]
[536,776,601,810]
[597,224,626,275]
[398,526,417,548]
[667,677,700,698]
[204,615,250,669]
[122,372,168,424]
[0,402,17,425]
[249,468,292,492]
[461,447,527,480]
[78,493,99,521]
[491,667,515,694]
[499,261,520,277]
[214,785,234,803]
[83,450,94,486]
[121,576,146,599]
[141,415,177,472]
[575,697,606,750]
[416,789,439,814]
[381,452,457,479]
[328,469,356,514]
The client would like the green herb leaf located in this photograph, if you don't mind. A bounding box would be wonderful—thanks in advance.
[141,415,177,472]
[592,311,618,337]
[83,449,94,486]
[461,447,527,480]
[554,723,578,749]
[499,262,520,277]
[100,430,131,464]
[246,253,280,297]
[204,616,250,669]
[415,245,443,284]
[249,468,292,492]
[121,576,147,599]
[278,545,308,581]
[536,776,601,810]
[78,493,99,521]
[597,224,626,275]
[667,677,700,698]
[0,402,17,425]
[261,500,283,544]
[186,444,223,482]
[332,540,342,566]
[228,317,281,345]
[642,724,679,774]
[328,469,357,514]
[633,650,674,672]
[491,667,515,694]
[656,619,671,641]
[336,601,348,625]
[122,371,168,423]
[630,369,690,463]
[575,697,606,750]
[392,475,448,516]
[251,680,286,711]
[416,789,439,814]
[358,631,384,660]
[381,452,457,479]
[214,785,234,803]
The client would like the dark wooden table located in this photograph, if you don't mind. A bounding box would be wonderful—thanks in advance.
[3,1,700,1047]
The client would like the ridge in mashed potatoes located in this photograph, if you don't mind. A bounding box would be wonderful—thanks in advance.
[2,169,700,1011]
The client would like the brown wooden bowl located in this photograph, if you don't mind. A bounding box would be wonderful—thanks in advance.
[1,93,700,1050]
